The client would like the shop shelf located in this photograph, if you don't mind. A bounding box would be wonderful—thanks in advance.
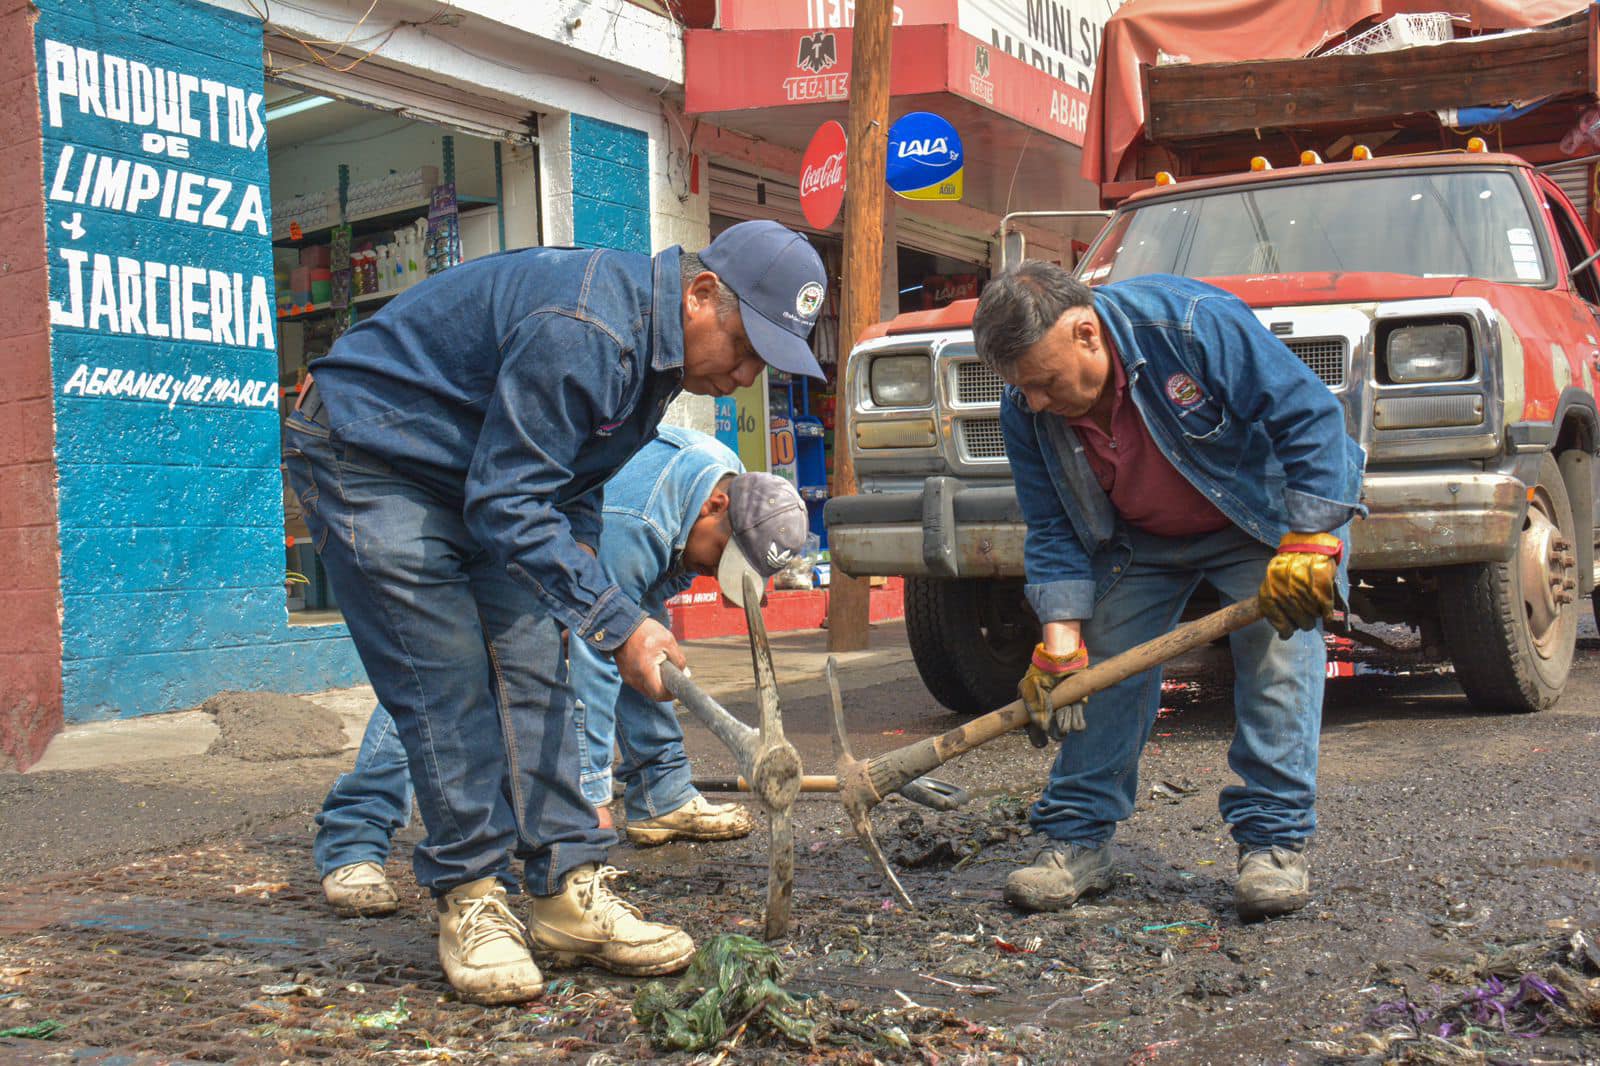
[277,302,334,319]
[352,289,403,307]
[274,196,497,247]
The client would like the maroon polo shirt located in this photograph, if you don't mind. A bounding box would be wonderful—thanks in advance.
[1067,349,1232,538]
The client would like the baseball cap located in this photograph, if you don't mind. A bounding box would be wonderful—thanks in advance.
[699,220,829,381]
[716,472,811,608]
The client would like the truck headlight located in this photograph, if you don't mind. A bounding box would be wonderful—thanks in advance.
[869,355,932,406]
[1384,322,1470,384]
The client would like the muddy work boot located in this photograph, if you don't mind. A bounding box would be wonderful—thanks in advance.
[625,794,756,846]
[1004,843,1114,912]
[321,861,400,918]
[1234,845,1310,921]
[528,864,695,976]
[437,877,544,1005]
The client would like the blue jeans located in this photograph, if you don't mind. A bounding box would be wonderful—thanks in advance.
[571,638,697,823]
[1032,524,1325,850]
[315,690,700,876]
[286,411,612,897]
[314,706,414,875]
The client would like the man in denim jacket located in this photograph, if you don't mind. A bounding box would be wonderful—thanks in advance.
[314,429,810,917]
[972,263,1364,921]
[285,221,826,1003]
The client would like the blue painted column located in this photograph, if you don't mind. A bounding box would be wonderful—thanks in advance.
[570,115,650,254]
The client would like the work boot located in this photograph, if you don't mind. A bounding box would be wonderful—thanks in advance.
[436,877,544,1005]
[1234,845,1310,921]
[321,861,400,918]
[625,794,756,846]
[1004,843,1114,912]
[528,864,695,976]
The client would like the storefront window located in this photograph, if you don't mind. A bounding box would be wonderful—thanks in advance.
[268,86,535,618]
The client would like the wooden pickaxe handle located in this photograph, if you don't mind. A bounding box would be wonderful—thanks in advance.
[859,598,1266,802]
[695,774,839,793]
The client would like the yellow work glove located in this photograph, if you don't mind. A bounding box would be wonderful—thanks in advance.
[1258,532,1343,639]
[1019,643,1090,748]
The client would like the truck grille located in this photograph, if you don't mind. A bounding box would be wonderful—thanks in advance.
[959,417,1007,460]
[1285,338,1346,388]
[955,361,1005,405]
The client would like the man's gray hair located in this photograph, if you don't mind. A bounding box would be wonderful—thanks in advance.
[681,250,741,316]
[972,260,1094,375]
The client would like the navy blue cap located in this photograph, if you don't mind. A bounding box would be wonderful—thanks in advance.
[699,220,828,380]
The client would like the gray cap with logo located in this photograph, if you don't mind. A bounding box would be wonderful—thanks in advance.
[717,472,811,607]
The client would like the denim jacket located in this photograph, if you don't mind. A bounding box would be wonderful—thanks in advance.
[567,425,744,754]
[309,245,686,652]
[1000,274,1366,623]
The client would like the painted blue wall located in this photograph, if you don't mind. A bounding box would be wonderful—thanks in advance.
[571,115,650,254]
[36,0,361,720]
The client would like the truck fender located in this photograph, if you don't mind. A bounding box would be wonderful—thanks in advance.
[1553,388,1600,595]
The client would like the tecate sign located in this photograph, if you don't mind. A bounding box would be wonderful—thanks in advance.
[784,31,849,102]
[799,120,847,229]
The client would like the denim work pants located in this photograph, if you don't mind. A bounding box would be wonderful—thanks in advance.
[571,639,697,821]
[285,411,612,896]
[313,706,414,876]
[314,693,699,876]
[1032,524,1326,849]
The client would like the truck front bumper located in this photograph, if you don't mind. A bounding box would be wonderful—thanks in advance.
[824,472,1527,578]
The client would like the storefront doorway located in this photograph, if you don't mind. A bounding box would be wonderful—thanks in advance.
[265,84,539,619]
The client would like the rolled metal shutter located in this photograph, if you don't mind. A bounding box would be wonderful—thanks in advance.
[1545,160,1593,224]
[265,38,536,143]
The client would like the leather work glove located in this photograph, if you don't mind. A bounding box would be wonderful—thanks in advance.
[1258,532,1343,639]
[1019,644,1090,748]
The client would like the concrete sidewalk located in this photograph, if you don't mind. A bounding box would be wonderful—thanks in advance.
[27,620,918,774]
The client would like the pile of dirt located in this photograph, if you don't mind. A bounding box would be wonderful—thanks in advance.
[203,691,347,762]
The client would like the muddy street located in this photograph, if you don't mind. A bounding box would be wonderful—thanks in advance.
[1,620,1598,1063]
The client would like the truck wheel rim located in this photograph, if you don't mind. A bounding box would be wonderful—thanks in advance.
[1518,486,1573,659]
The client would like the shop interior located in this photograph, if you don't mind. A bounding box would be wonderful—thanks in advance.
[266,82,537,618]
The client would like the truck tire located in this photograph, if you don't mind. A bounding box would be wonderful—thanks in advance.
[1439,452,1578,713]
[904,577,1037,714]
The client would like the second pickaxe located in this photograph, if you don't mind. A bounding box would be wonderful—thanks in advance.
[827,598,1267,908]
[660,571,801,940]
[688,773,969,811]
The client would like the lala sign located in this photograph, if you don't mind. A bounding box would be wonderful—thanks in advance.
[799,120,848,229]
[885,112,964,202]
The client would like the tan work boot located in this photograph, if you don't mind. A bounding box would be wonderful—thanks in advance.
[528,864,695,976]
[437,877,544,1005]
[1234,845,1310,921]
[625,794,756,846]
[1004,843,1114,913]
[322,861,400,918]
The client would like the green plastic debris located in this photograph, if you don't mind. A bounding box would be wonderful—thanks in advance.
[633,934,815,1052]
[0,1020,64,1040]
[353,998,410,1030]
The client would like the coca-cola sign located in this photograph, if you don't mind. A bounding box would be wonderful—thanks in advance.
[799,120,847,229]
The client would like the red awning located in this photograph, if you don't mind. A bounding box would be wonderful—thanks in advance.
[686,23,1103,221]
[1085,0,1592,185]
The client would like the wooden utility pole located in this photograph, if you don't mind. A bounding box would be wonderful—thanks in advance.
[826,0,893,652]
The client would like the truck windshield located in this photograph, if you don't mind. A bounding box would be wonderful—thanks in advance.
[1078,169,1546,285]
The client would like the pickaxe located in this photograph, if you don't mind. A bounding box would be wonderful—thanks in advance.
[689,774,969,811]
[660,571,802,940]
[827,598,1267,908]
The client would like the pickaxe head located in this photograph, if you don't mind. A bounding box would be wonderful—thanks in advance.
[826,657,914,910]
[655,572,802,938]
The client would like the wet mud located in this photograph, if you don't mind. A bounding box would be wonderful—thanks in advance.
[2,629,1599,1062]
